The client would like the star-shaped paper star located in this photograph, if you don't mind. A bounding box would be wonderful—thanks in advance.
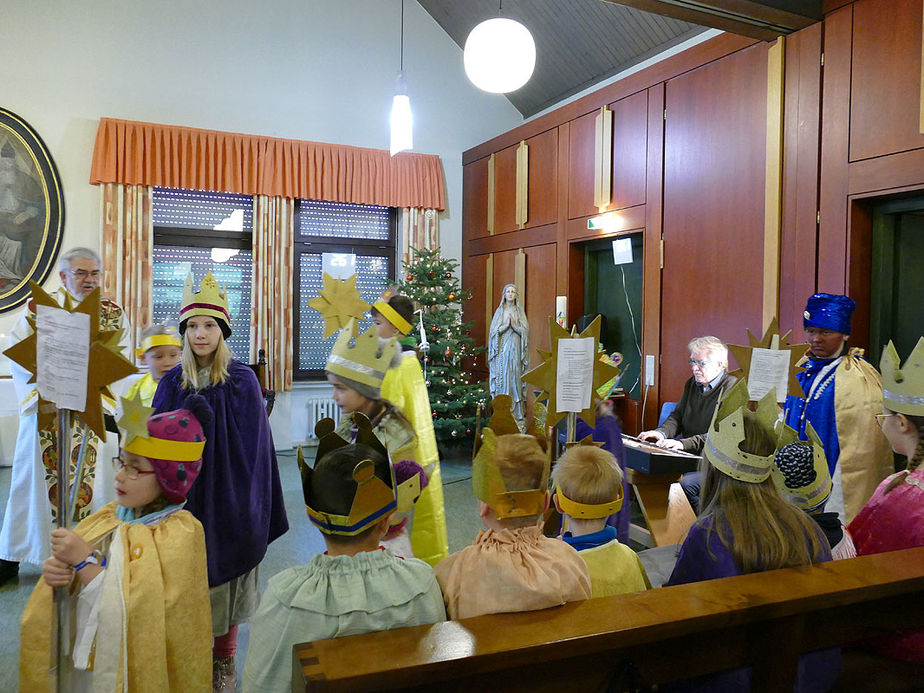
[117,391,155,446]
[2,283,138,438]
[307,272,372,338]
[523,316,621,429]
[727,316,808,401]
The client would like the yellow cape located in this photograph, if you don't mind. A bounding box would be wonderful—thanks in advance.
[20,503,211,692]
[834,349,895,523]
[381,353,449,565]
[124,372,159,407]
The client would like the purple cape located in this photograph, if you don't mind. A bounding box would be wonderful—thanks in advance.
[153,360,288,587]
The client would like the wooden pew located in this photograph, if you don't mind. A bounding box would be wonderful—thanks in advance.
[293,546,924,692]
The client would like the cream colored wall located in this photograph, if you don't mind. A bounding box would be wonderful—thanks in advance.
[0,0,522,346]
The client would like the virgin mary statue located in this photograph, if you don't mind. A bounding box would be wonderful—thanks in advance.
[488,283,529,420]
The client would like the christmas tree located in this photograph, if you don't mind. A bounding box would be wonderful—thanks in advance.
[399,247,488,451]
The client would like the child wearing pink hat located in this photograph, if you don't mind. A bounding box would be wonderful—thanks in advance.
[20,395,214,692]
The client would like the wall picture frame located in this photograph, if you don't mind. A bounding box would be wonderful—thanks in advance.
[0,107,64,313]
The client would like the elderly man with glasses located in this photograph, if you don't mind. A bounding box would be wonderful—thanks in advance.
[638,336,737,509]
[0,247,130,584]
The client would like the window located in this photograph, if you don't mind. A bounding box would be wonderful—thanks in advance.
[294,200,397,379]
[152,188,253,359]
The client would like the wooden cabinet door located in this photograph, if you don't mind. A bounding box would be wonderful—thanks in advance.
[493,129,558,233]
[463,157,490,241]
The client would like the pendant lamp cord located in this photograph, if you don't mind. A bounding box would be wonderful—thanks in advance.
[400,0,405,72]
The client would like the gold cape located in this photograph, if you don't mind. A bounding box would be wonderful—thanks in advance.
[20,503,211,692]
[381,353,449,565]
[834,349,895,523]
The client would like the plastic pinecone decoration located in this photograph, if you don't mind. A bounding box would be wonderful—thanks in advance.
[774,442,817,489]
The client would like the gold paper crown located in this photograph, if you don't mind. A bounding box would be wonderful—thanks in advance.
[555,436,623,519]
[180,272,231,336]
[880,338,924,416]
[472,395,551,519]
[119,392,206,462]
[135,328,182,359]
[772,422,831,511]
[326,319,398,390]
[373,289,413,335]
[703,379,778,484]
[298,414,422,536]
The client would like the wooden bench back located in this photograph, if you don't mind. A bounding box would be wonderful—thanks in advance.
[293,546,924,692]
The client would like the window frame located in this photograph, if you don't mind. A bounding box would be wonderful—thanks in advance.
[293,203,398,381]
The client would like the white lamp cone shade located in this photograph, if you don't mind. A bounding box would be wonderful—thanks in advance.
[390,94,413,156]
[464,17,536,93]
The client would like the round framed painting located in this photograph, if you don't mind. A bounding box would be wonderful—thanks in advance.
[0,106,64,313]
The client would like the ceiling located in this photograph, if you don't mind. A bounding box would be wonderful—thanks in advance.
[417,0,823,118]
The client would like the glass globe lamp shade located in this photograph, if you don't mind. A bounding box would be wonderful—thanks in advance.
[463,17,536,94]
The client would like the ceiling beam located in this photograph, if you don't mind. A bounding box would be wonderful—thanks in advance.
[600,1,822,41]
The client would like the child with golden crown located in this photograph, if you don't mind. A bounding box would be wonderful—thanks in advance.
[551,442,650,598]
[848,338,924,663]
[125,323,183,405]
[242,415,445,693]
[371,292,449,565]
[20,395,213,692]
[152,272,288,692]
[434,395,591,620]
[663,381,840,692]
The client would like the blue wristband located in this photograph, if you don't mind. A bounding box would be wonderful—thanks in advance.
[73,551,106,571]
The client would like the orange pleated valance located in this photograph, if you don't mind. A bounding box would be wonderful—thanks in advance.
[90,118,446,210]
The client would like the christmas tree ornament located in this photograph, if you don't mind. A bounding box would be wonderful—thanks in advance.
[448,293,456,301]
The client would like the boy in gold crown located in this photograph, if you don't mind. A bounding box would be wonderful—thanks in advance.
[125,323,182,405]
[372,292,449,565]
[435,395,590,620]
[551,443,649,598]
[242,416,445,693]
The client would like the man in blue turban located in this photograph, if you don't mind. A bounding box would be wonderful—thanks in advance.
[784,293,892,523]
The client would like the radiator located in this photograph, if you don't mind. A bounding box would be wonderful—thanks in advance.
[306,397,341,438]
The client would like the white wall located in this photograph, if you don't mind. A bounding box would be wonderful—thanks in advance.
[0,0,522,346]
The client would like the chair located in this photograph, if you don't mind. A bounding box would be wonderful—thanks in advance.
[657,402,677,427]
[247,348,276,417]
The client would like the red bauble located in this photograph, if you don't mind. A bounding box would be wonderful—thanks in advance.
[432,411,438,418]
[406,273,413,281]
[448,293,456,301]
[466,428,472,434]
[428,270,434,276]
[445,272,452,278]
[431,325,438,332]
[444,348,452,357]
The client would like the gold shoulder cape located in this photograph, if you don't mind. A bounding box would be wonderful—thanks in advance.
[20,503,211,692]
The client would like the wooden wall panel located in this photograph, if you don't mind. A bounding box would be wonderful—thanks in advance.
[660,42,770,400]
[526,129,559,229]
[462,252,488,374]
[817,5,853,294]
[568,112,597,219]
[463,157,489,240]
[610,90,649,211]
[780,22,823,337]
[493,145,519,234]
[849,0,924,162]
[524,244,557,366]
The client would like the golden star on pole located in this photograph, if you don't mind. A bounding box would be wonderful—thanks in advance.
[117,391,155,446]
[523,315,621,429]
[307,272,372,338]
[2,283,138,438]
[727,316,808,401]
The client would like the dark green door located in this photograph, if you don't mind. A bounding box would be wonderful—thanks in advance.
[583,233,644,398]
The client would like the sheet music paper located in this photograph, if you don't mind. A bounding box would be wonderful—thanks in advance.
[556,337,594,412]
[747,347,790,403]
[36,304,89,411]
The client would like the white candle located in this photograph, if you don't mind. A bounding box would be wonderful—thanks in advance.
[556,296,568,328]
[416,309,429,350]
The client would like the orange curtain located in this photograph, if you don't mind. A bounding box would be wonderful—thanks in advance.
[251,195,294,392]
[401,208,440,268]
[100,183,153,357]
[90,118,446,210]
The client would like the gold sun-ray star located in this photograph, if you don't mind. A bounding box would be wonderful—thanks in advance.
[727,316,808,402]
[307,272,372,338]
[523,315,620,429]
[2,283,137,438]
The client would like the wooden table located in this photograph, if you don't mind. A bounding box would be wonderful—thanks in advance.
[622,435,700,546]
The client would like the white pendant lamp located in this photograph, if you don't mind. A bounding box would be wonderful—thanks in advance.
[463,2,535,94]
[390,0,413,156]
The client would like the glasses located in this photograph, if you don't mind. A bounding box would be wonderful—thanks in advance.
[874,413,895,426]
[688,359,713,367]
[68,269,101,279]
[112,457,157,480]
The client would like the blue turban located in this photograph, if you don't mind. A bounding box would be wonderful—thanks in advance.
[802,293,855,335]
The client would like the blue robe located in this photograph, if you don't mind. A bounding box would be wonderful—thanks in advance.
[153,360,288,587]
[784,356,841,477]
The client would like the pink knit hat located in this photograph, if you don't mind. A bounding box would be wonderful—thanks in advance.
[125,394,212,503]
